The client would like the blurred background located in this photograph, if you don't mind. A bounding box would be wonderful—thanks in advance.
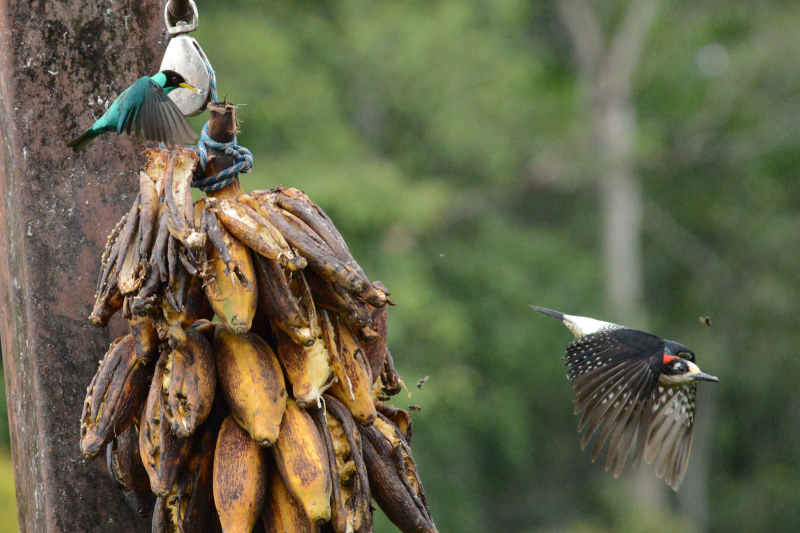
[3,0,800,531]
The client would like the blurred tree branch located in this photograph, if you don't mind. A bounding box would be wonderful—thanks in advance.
[559,0,670,517]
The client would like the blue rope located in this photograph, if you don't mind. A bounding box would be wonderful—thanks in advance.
[202,53,218,103]
[191,52,253,192]
[193,122,253,192]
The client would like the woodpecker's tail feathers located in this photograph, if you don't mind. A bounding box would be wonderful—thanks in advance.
[530,305,565,321]
[531,305,622,338]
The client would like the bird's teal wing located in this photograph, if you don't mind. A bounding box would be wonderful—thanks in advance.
[115,77,197,146]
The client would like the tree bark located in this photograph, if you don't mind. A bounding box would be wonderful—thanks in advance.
[0,1,163,530]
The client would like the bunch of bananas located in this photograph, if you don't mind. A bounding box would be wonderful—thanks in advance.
[81,148,437,533]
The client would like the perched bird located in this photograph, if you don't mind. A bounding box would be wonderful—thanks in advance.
[67,70,199,153]
[531,305,719,490]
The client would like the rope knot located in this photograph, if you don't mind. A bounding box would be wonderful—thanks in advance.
[193,123,253,193]
[191,55,253,193]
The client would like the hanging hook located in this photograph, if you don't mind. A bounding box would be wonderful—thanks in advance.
[164,0,199,35]
[160,0,213,116]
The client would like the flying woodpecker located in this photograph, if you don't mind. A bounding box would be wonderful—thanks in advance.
[531,305,719,491]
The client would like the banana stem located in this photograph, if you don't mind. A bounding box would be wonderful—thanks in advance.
[204,100,245,200]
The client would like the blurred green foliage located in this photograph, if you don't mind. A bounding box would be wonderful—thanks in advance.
[189,1,800,531]
[4,0,800,531]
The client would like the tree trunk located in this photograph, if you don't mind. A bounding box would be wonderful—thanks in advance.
[0,1,162,530]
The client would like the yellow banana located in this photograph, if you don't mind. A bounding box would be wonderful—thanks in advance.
[216,197,305,270]
[213,415,268,533]
[327,319,376,426]
[272,399,332,524]
[214,326,287,446]
[202,206,257,335]
[263,467,321,533]
[274,308,332,409]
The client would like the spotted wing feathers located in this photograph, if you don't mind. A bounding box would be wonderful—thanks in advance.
[566,329,664,479]
[644,384,697,491]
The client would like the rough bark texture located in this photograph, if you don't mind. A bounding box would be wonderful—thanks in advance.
[0,1,164,531]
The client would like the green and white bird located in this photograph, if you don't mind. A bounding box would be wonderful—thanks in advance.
[67,70,199,153]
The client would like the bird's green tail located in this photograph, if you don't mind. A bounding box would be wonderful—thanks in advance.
[66,128,100,153]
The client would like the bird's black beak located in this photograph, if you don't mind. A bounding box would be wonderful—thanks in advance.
[179,82,200,94]
[693,372,720,383]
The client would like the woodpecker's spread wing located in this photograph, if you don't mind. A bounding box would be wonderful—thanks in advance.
[566,328,664,478]
[644,384,696,491]
[117,77,197,146]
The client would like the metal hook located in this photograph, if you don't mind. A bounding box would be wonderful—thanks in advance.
[164,0,199,35]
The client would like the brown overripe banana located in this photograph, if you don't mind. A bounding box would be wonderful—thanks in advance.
[378,349,404,398]
[303,268,372,331]
[143,148,170,197]
[153,408,224,533]
[360,296,388,383]
[165,149,206,251]
[272,399,332,524]
[117,195,145,296]
[252,254,313,345]
[213,415,268,533]
[80,334,156,460]
[359,418,436,533]
[160,265,214,348]
[128,313,161,360]
[214,326,287,446]
[161,327,216,439]
[246,193,365,296]
[274,187,388,308]
[106,413,155,516]
[137,168,161,270]
[91,211,127,326]
[318,395,372,533]
[140,351,194,497]
[374,402,412,443]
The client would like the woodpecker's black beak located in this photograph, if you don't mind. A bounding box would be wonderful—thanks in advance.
[693,372,720,383]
